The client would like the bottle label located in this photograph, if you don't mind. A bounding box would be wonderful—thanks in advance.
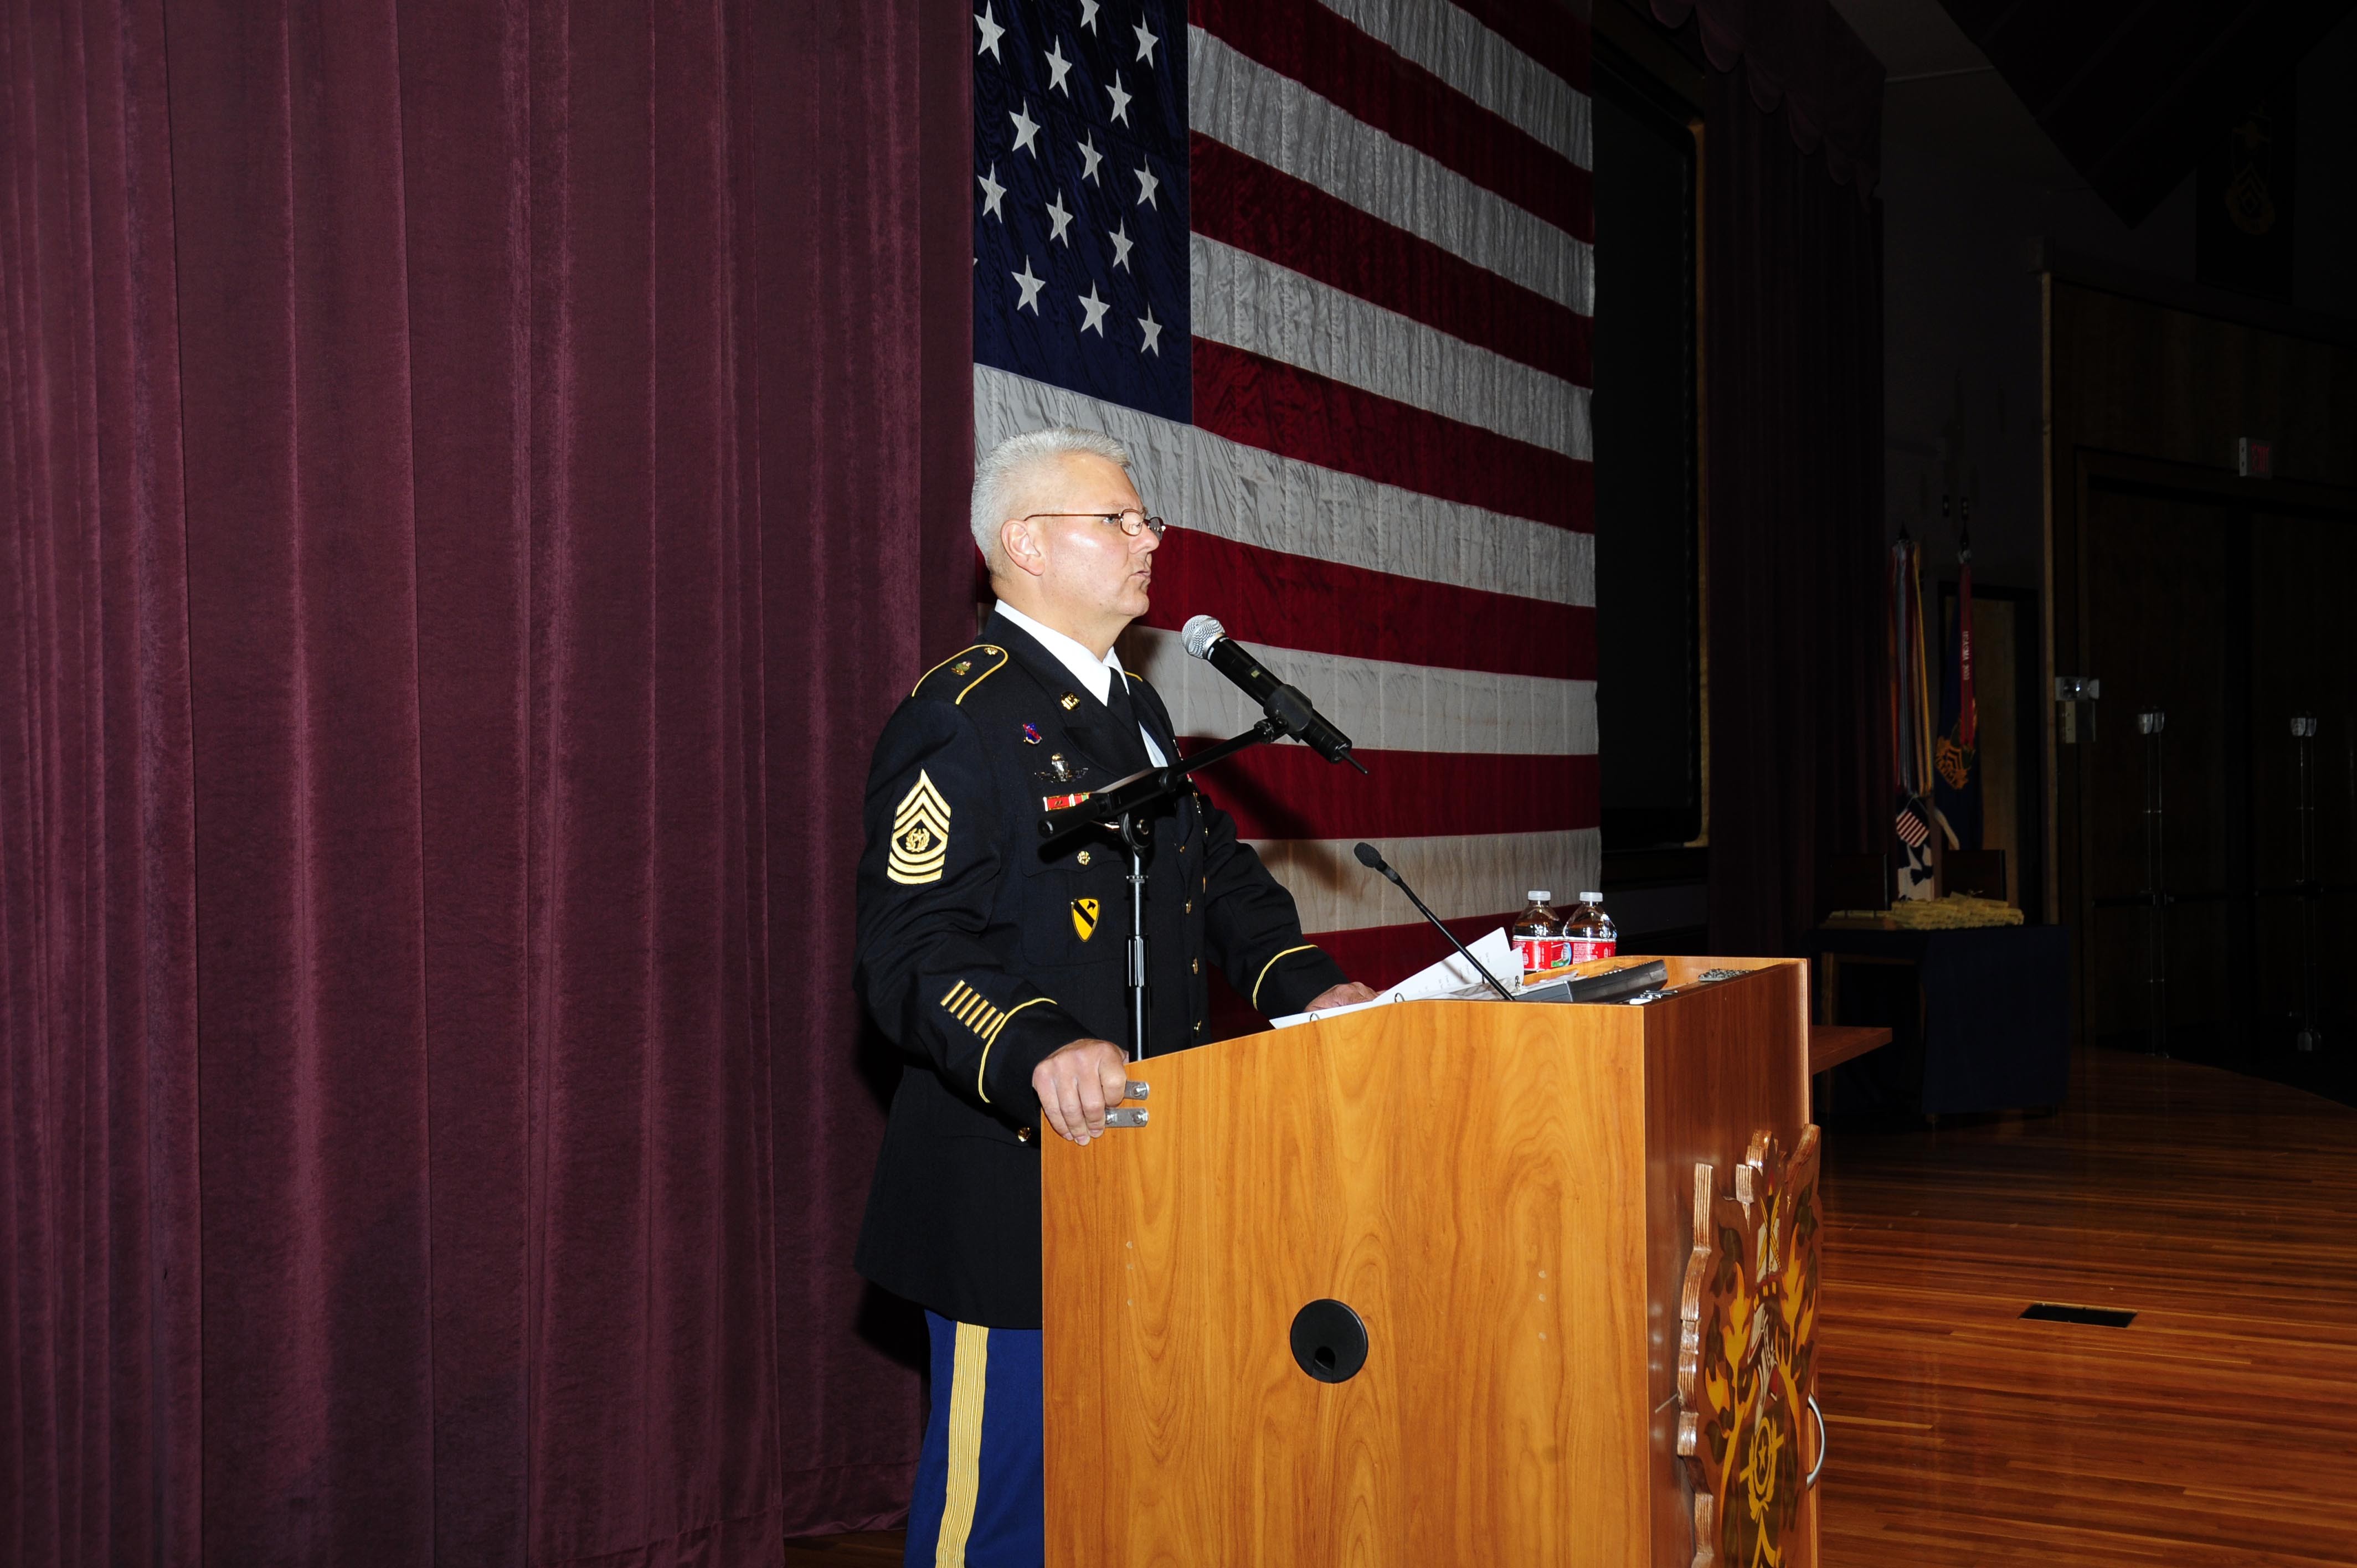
[1516,935,1565,974]
[1567,938,1617,964]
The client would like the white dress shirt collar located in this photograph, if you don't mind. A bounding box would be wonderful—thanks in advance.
[994,601,1167,767]
[995,601,1124,705]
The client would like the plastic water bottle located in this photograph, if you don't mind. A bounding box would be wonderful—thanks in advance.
[1513,891,1565,977]
[1565,891,1618,964]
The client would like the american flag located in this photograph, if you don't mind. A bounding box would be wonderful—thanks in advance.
[974,0,1596,990]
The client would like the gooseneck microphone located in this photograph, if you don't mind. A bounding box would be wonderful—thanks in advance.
[1354,842,1519,1003]
[1181,616,1367,772]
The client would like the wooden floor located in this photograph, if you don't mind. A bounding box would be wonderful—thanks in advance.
[1818,1047,2357,1566]
[788,1048,2357,1567]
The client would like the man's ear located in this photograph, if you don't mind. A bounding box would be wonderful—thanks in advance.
[999,517,1048,579]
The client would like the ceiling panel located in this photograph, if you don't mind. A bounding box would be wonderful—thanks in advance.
[1938,0,2356,223]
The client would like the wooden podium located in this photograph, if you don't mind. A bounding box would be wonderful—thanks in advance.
[1041,956,1823,1568]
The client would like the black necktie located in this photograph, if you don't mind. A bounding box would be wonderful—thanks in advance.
[1102,673,1153,772]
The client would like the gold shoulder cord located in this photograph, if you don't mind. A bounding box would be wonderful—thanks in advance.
[909,644,1008,705]
[954,647,1008,704]
[910,644,982,694]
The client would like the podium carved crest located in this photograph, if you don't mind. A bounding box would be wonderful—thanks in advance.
[1675,1126,1824,1568]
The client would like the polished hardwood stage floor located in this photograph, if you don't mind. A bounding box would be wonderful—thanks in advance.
[788,1048,2357,1567]
[1816,1047,2356,1566]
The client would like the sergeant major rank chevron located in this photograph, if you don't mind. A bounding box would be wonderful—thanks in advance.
[888,771,952,885]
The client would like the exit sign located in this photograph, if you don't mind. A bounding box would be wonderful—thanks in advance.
[2238,437,2273,478]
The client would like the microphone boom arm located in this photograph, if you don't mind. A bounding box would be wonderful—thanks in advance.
[1036,716,1287,845]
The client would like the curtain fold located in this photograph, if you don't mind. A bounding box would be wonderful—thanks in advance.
[1650,0,1883,195]
[1704,65,1891,958]
[2,1,956,1561]
[0,1,202,1562]
[753,0,970,1535]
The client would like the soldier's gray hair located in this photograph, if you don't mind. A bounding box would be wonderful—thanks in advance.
[971,426,1134,569]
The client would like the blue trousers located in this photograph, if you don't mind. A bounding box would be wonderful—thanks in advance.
[904,1311,1043,1568]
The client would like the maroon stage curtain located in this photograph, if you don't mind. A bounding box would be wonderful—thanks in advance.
[0,2,966,1562]
[1702,65,1891,958]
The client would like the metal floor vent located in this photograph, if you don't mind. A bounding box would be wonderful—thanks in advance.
[2020,1303,2136,1327]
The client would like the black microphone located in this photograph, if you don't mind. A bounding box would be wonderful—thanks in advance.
[1354,842,1519,1003]
[1182,615,1368,773]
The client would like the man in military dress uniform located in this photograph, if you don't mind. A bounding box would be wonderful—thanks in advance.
[854,427,1373,1566]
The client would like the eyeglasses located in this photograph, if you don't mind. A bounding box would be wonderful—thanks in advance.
[1018,509,1168,539]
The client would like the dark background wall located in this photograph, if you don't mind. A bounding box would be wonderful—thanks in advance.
[1827,0,2357,1094]
[1592,43,1704,854]
[2045,286,2356,1075]
[1841,0,2357,596]
[1587,0,1891,955]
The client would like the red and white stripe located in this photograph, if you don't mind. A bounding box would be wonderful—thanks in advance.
[976,0,1594,988]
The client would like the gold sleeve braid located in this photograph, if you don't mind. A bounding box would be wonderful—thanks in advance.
[1251,945,1319,1010]
[976,998,1058,1103]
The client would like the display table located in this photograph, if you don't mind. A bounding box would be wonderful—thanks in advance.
[1808,1023,1893,1074]
[1804,924,2071,1116]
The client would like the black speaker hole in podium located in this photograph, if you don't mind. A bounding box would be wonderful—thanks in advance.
[1290,1299,1368,1383]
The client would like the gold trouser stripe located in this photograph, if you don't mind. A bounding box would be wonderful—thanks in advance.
[934,1322,991,1568]
[975,996,1058,1103]
[1252,944,1319,1009]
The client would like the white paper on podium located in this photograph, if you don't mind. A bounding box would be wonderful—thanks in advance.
[1269,927,1520,1029]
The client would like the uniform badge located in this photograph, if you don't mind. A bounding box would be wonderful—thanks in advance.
[951,659,972,676]
[1071,898,1101,941]
[1021,723,1042,745]
[1042,791,1090,812]
[887,770,951,885]
[1061,692,1080,711]
[1047,753,1074,783]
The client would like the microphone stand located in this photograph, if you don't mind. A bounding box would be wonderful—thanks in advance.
[1039,716,1296,1061]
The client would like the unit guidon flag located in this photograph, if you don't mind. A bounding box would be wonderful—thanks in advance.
[973,0,1596,986]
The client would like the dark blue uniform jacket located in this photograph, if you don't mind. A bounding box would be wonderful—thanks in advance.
[853,611,1346,1327]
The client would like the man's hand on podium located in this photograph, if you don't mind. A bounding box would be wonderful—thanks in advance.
[1031,983,1373,1143]
[1032,1038,1131,1146]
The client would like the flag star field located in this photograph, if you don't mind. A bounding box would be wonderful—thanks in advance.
[975,0,1191,420]
[974,0,1598,988]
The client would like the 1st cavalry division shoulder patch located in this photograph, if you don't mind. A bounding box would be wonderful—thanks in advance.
[888,770,951,885]
[1071,898,1100,941]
